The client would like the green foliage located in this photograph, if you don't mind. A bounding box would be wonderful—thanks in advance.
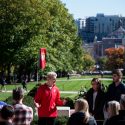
[83,52,95,70]
[64,97,74,109]
[70,37,84,71]
[27,83,41,97]
[0,0,84,75]
[97,57,108,70]
[55,116,69,125]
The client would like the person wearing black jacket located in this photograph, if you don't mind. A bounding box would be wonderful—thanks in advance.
[85,78,105,120]
[106,69,125,102]
[67,99,97,125]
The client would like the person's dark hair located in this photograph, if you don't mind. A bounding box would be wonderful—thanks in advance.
[112,69,123,78]
[13,87,24,101]
[91,78,101,86]
[0,105,14,120]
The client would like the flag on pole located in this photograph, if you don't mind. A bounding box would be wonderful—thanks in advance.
[39,48,46,70]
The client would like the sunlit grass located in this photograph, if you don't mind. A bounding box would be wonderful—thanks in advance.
[0,75,114,101]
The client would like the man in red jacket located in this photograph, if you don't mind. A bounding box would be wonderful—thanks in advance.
[34,72,66,125]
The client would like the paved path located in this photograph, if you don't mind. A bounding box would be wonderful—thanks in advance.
[0,90,79,94]
[56,78,112,81]
[60,91,79,94]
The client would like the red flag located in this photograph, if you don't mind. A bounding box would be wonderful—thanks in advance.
[39,48,46,70]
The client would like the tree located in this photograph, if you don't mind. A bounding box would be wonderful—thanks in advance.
[97,57,108,70]
[0,0,84,81]
[83,53,95,71]
[105,47,124,70]
[0,0,39,81]
[70,37,84,71]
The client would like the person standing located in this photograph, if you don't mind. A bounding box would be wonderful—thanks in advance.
[106,69,125,102]
[67,72,70,80]
[34,72,66,125]
[12,87,33,125]
[21,75,28,91]
[0,76,6,92]
[85,78,105,120]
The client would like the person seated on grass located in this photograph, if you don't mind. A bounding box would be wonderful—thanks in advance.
[67,98,97,125]
[0,105,14,125]
[12,87,33,125]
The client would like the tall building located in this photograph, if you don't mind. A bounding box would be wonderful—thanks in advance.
[75,18,85,30]
[86,14,120,34]
[76,14,125,43]
[75,18,86,40]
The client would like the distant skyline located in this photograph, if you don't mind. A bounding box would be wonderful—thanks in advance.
[60,0,125,19]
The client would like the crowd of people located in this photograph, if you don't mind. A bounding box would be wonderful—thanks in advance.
[0,69,125,125]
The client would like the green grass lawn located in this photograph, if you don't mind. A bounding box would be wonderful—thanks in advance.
[56,79,111,91]
[2,82,37,91]
[0,77,112,101]
[0,93,12,101]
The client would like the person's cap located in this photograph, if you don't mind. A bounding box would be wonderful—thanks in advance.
[0,101,7,110]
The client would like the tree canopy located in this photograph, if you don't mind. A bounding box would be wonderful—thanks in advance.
[105,47,124,70]
[83,52,95,71]
[0,0,84,79]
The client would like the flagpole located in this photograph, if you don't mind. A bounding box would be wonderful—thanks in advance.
[37,64,38,84]
[36,50,39,84]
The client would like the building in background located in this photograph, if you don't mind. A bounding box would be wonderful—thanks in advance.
[76,14,125,43]
[93,26,125,59]
[75,18,85,30]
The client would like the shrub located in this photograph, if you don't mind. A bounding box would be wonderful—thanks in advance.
[27,83,41,97]
[55,116,69,125]
[64,97,74,109]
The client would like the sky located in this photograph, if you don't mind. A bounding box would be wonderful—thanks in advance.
[60,0,125,19]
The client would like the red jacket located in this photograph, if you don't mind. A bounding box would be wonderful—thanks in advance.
[34,83,64,117]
